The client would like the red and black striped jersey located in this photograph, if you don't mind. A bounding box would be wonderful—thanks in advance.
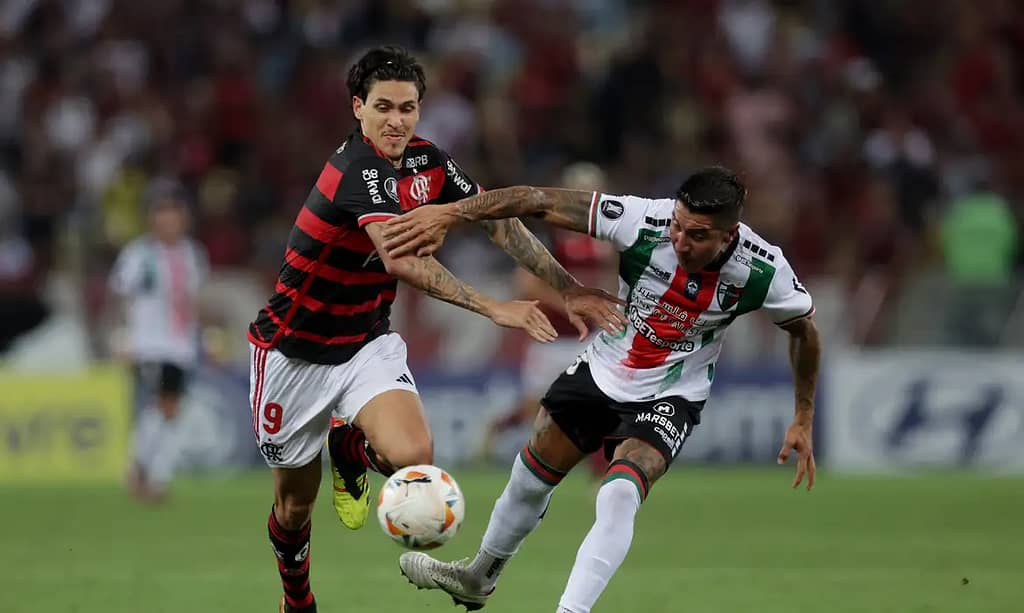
[248,129,481,364]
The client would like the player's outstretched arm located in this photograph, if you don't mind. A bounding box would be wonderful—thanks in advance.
[477,218,626,338]
[382,187,593,258]
[776,316,821,491]
[364,222,557,343]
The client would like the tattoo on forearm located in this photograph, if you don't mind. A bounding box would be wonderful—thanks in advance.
[455,187,594,234]
[405,256,491,316]
[542,189,592,234]
[480,218,578,292]
[789,322,820,421]
[455,188,537,221]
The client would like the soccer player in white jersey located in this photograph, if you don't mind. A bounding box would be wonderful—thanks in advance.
[383,166,821,612]
[109,179,208,502]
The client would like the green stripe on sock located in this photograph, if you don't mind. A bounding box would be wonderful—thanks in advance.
[518,447,562,486]
[526,444,565,479]
[602,471,646,502]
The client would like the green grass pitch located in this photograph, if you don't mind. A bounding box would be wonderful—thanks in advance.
[3,467,1022,612]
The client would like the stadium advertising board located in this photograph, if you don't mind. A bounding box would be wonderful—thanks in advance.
[0,367,130,482]
[416,370,523,466]
[415,365,811,466]
[827,351,1024,472]
[678,366,813,463]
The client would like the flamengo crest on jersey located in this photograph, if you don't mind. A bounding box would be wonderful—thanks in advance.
[584,193,814,403]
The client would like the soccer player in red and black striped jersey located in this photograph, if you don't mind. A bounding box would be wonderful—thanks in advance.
[248,46,625,613]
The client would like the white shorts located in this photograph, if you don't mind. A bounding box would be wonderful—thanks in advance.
[521,338,586,397]
[249,333,418,468]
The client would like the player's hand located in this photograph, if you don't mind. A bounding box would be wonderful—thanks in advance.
[383,205,458,258]
[777,419,815,491]
[488,300,558,343]
[563,286,627,341]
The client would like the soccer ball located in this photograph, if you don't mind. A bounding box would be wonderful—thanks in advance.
[377,464,465,550]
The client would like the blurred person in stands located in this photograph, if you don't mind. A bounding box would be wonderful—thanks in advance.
[0,185,49,352]
[247,45,622,613]
[108,178,209,503]
[940,174,1020,346]
[481,162,618,478]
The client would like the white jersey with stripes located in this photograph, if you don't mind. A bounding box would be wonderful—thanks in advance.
[109,235,208,366]
[583,193,813,403]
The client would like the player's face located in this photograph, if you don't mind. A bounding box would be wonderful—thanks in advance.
[150,201,188,243]
[353,80,420,163]
[670,203,737,273]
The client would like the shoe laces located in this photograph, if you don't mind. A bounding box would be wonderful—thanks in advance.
[429,558,477,588]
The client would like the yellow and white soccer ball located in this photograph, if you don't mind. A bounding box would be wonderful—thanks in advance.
[377,464,466,550]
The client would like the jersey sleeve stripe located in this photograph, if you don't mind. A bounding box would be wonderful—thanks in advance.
[587,191,599,237]
[357,212,399,227]
[775,306,816,327]
[315,162,343,201]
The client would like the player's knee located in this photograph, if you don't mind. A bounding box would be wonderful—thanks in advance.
[613,439,667,484]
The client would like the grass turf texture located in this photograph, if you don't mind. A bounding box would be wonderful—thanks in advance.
[3,468,1021,612]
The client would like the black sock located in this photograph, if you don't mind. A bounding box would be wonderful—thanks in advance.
[268,507,315,610]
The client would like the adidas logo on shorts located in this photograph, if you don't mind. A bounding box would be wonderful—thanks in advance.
[396,373,413,385]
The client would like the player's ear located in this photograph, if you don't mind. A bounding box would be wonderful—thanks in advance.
[352,96,365,120]
[725,223,739,242]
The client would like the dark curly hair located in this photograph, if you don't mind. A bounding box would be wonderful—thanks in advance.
[347,45,427,102]
[675,166,746,228]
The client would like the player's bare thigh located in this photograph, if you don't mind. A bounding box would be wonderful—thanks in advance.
[528,405,586,473]
[352,389,432,469]
[611,438,668,484]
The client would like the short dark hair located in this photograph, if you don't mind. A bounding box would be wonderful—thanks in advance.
[347,45,427,102]
[144,177,189,210]
[675,166,745,227]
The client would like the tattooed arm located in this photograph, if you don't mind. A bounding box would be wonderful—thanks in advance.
[382,187,594,257]
[776,315,820,491]
[477,218,578,292]
[456,187,594,233]
[478,217,626,338]
[364,222,557,343]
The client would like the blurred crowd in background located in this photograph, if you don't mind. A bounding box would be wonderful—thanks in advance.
[1,0,1023,371]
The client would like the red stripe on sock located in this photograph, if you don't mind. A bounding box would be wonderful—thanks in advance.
[285,592,315,609]
[277,555,310,575]
[268,512,309,544]
[520,445,563,485]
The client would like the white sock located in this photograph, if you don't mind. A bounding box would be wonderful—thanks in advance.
[133,407,164,473]
[146,413,184,488]
[557,478,642,613]
[467,449,562,588]
[133,407,182,490]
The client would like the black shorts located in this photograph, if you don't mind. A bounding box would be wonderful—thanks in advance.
[134,362,187,404]
[540,358,702,466]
